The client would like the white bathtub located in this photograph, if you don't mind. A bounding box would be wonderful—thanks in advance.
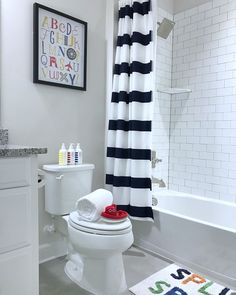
[132,189,236,288]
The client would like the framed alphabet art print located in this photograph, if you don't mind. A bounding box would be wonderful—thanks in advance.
[33,3,87,90]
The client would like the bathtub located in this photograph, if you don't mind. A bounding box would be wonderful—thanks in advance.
[132,189,236,288]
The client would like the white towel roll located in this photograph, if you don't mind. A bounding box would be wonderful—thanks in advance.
[76,189,113,222]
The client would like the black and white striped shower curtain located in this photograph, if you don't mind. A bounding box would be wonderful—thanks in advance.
[106,0,154,221]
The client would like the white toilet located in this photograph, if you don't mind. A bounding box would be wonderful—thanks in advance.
[43,164,134,295]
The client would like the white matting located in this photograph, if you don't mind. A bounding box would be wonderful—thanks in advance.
[129,264,235,295]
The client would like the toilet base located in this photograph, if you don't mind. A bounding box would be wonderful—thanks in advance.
[65,253,127,295]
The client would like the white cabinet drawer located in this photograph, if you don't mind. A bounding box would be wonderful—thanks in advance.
[0,157,31,189]
[0,247,33,295]
[0,187,31,254]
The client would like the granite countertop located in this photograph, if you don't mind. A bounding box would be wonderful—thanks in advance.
[0,145,47,158]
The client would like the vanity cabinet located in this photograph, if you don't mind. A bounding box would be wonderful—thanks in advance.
[0,156,39,295]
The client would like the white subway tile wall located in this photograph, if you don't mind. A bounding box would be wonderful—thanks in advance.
[152,8,173,186]
[168,0,236,202]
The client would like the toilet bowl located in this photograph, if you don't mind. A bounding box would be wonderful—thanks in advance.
[42,164,134,295]
[65,211,134,295]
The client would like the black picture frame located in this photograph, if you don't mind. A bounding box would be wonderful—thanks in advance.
[33,3,87,91]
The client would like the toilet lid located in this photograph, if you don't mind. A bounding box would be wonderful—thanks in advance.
[69,211,132,235]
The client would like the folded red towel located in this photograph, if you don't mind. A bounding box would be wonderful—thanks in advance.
[101,204,128,219]
[105,204,117,215]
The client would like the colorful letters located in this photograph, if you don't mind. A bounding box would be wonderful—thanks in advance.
[171,269,191,280]
[145,268,233,295]
[182,274,206,285]
[165,287,188,295]
[219,288,230,295]
[38,9,82,87]
[198,281,214,295]
[149,281,171,294]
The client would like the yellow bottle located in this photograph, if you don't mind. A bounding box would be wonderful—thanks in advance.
[59,143,67,166]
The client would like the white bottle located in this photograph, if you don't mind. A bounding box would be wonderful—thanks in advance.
[58,143,67,166]
[75,143,83,165]
[67,143,75,165]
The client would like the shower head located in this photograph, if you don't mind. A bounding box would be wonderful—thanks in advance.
[157,18,175,39]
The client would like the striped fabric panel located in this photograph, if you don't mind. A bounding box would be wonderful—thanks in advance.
[113,74,154,93]
[108,120,151,132]
[111,91,152,104]
[106,158,152,178]
[116,44,153,64]
[117,205,154,219]
[119,1,151,19]
[114,61,152,76]
[109,102,153,122]
[106,0,153,220]
[107,147,151,160]
[117,15,153,36]
[107,131,152,150]
[106,174,152,190]
[109,186,152,206]
[117,31,152,47]
[105,185,154,220]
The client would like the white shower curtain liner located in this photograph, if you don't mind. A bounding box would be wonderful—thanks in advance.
[106,0,154,221]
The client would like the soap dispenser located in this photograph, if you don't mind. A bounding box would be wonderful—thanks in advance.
[75,143,83,165]
[67,143,75,165]
[58,143,67,166]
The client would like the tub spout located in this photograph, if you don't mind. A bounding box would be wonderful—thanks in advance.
[152,177,166,188]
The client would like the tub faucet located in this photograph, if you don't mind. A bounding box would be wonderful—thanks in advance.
[152,150,162,168]
[152,177,166,188]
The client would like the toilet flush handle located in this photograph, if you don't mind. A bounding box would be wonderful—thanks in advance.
[56,175,64,180]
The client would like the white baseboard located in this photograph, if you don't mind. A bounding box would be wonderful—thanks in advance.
[39,240,67,264]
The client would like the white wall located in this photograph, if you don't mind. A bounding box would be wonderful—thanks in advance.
[157,0,212,15]
[1,0,106,261]
[169,0,236,202]
[173,0,212,14]
[158,0,174,14]
[105,0,118,164]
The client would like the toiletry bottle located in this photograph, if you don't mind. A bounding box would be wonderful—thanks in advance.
[75,143,79,165]
[75,143,83,164]
[67,143,75,165]
[59,143,67,166]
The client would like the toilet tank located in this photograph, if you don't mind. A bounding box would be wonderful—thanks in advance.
[43,164,95,215]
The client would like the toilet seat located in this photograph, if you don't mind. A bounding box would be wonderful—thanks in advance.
[69,211,132,235]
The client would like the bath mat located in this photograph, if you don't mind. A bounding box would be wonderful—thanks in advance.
[129,264,235,295]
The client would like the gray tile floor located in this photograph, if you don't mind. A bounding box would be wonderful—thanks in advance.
[39,246,171,295]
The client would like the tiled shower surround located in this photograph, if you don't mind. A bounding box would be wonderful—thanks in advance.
[152,7,173,185]
[154,0,236,202]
